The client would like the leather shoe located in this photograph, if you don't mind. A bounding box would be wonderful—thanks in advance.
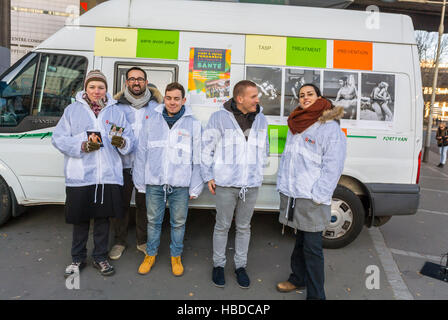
[276,281,305,292]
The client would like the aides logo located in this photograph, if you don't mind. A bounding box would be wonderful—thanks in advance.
[304,137,315,144]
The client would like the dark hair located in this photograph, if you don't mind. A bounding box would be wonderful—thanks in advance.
[126,67,147,80]
[298,83,334,107]
[298,83,322,97]
[233,80,257,98]
[165,82,185,98]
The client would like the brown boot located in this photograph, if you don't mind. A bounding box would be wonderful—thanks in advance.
[276,281,305,292]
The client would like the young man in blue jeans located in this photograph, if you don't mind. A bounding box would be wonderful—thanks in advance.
[133,82,203,276]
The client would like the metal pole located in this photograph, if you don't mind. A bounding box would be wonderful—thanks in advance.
[422,0,446,162]
[0,0,11,49]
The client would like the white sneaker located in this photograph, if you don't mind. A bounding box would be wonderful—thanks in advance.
[64,261,85,278]
[109,244,126,260]
[136,243,146,254]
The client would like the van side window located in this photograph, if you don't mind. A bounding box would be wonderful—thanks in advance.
[32,54,87,117]
[0,53,38,127]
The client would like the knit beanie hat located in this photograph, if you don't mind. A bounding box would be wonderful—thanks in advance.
[84,69,108,90]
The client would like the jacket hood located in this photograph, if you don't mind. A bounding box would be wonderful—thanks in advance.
[318,106,344,123]
[76,91,117,108]
[113,85,163,105]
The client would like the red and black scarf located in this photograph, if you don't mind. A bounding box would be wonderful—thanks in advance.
[287,97,332,134]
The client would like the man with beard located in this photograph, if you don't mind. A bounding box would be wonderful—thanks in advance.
[109,67,163,260]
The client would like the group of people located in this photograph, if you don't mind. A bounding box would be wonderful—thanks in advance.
[52,67,346,300]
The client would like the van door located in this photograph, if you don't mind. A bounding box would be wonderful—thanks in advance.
[0,52,90,203]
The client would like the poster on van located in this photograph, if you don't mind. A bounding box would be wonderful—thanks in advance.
[284,68,321,116]
[323,70,359,121]
[246,66,282,116]
[360,73,395,123]
[187,48,231,107]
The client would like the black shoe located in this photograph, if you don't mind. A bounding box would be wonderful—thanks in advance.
[235,267,250,289]
[212,267,225,287]
[437,163,443,168]
[93,260,115,276]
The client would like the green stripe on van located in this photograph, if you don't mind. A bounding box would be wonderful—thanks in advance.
[0,132,53,139]
[347,135,377,139]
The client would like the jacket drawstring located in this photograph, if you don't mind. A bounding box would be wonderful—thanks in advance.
[94,184,105,204]
[239,187,248,202]
[94,184,98,204]
[163,184,173,202]
[282,197,296,235]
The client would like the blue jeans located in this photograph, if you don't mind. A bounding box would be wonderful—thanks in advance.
[439,146,448,164]
[145,185,189,257]
[288,230,326,300]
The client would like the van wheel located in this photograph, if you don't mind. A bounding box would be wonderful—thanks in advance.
[322,186,365,249]
[0,176,12,226]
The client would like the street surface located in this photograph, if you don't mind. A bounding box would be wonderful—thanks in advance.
[0,148,447,300]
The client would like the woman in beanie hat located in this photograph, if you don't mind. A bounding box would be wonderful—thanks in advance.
[276,84,347,300]
[52,70,135,277]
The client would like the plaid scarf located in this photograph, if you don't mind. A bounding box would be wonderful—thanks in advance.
[83,93,107,117]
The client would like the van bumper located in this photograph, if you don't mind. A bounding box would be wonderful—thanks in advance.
[365,183,420,216]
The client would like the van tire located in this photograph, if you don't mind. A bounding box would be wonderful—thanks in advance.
[322,186,365,249]
[0,176,12,226]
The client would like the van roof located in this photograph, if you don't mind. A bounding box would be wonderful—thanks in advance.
[39,0,416,51]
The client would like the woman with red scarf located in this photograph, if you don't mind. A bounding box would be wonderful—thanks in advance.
[276,84,347,300]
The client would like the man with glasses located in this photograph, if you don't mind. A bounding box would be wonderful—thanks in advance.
[109,67,163,260]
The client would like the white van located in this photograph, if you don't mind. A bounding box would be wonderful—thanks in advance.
[0,0,422,248]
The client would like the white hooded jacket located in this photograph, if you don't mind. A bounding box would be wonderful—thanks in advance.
[52,91,135,190]
[201,106,269,198]
[132,104,204,198]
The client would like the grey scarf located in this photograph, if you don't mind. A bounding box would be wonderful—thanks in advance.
[124,87,152,110]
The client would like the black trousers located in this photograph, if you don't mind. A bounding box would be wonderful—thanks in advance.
[71,217,110,263]
[111,169,147,246]
[288,230,326,300]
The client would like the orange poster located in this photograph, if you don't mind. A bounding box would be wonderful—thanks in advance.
[333,40,372,71]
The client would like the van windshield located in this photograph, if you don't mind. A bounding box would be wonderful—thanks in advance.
[0,53,37,127]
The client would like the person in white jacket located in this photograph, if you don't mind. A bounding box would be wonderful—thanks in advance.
[109,67,163,261]
[202,80,268,289]
[133,82,203,277]
[276,83,346,300]
[52,70,135,278]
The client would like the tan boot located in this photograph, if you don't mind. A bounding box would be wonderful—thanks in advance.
[276,281,304,292]
[171,256,184,277]
[138,255,156,275]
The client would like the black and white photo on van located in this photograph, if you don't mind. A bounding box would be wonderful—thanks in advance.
[360,73,395,122]
[283,68,321,116]
[323,70,359,121]
[246,66,282,116]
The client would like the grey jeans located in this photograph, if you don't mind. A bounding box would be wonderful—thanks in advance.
[213,186,259,269]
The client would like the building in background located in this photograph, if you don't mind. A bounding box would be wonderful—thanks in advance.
[10,0,109,64]
[421,61,448,122]
[10,0,80,64]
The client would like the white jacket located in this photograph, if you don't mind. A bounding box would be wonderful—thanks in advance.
[277,107,347,205]
[133,104,204,197]
[201,106,269,193]
[116,100,159,169]
[52,92,135,189]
